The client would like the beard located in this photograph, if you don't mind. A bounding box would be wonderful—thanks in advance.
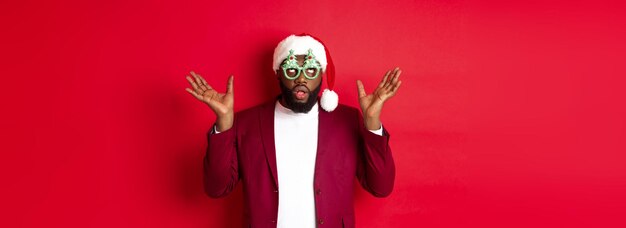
[279,80,322,113]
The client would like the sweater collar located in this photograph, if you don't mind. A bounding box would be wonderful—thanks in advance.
[275,100,319,117]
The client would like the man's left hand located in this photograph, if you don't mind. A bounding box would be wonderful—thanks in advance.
[356,67,402,130]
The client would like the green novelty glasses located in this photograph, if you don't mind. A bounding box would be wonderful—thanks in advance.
[280,49,322,80]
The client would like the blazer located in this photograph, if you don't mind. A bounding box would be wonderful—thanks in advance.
[203,99,395,228]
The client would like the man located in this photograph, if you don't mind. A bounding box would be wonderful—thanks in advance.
[185,34,402,228]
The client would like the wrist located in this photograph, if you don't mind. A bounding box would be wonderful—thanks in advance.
[364,116,381,131]
[215,113,234,132]
[215,122,233,132]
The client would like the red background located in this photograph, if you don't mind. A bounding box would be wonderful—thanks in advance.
[1,0,625,227]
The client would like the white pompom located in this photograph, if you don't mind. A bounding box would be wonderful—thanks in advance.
[320,89,338,112]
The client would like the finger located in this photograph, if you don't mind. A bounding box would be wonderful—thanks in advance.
[382,69,396,88]
[194,72,214,90]
[190,71,200,81]
[203,80,212,90]
[378,70,391,88]
[197,72,210,87]
[186,76,200,91]
[190,71,199,78]
[356,80,367,98]
[392,68,401,82]
[385,67,402,90]
[226,75,234,94]
[190,72,202,84]
[185,88,203,100]
[190,71,206,89]
[386,69,402,90]
[390,80,402,94]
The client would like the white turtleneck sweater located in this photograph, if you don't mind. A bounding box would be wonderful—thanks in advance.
[274,101,320,228]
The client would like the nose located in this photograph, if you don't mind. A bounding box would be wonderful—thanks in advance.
[294,70,307,84]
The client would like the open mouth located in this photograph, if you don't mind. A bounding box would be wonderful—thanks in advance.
[292,85,310,100]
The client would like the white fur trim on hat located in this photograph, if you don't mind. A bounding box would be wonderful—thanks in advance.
[273,35,327,71]
[320,89,338,112]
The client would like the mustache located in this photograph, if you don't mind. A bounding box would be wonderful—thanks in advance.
[292,84,310,92]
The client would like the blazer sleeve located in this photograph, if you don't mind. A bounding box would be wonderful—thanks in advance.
[356,111,396,198]
[203,124,239,198]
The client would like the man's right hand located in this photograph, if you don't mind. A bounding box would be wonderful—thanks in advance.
[185,71,234,132]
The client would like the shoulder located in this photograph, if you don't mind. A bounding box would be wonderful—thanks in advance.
[322,103,363,134]
[329,103,361,118]
[324,103,363,129]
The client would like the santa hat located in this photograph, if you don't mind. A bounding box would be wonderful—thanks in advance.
[273,34,338,112]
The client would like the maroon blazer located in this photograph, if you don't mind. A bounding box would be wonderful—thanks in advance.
[203,99,395,228]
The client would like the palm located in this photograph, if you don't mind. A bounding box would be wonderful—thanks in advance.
[185,71,234,117]
[201,88,233,115]
[359,90,385,117]
[357,68,402,117]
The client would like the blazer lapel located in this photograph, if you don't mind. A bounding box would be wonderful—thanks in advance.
[315,104,333,172]
[259,101,279,188]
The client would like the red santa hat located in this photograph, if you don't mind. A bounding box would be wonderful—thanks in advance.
[273,34,338,112]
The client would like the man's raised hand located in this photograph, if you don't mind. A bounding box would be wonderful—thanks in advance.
[356,67,402,130]
[185,71,234,131]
